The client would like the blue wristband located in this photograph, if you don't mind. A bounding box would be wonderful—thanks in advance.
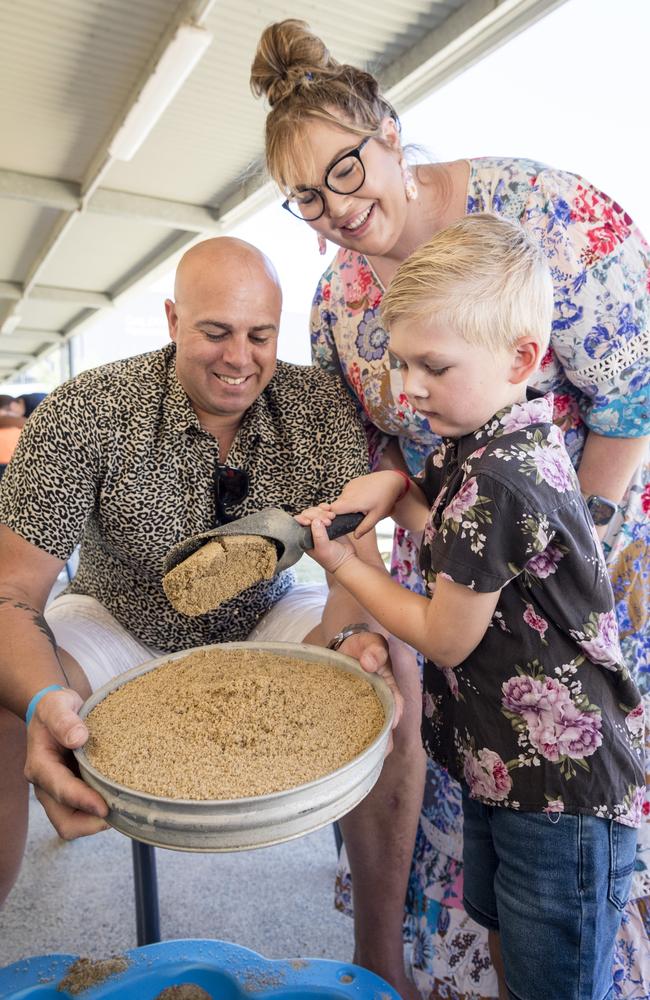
[25,684,65,726]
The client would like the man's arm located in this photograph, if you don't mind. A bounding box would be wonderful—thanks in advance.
[0,526,70,714]
[0,525,109,835]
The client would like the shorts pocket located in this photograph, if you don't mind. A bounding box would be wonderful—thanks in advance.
[608,822,636,911]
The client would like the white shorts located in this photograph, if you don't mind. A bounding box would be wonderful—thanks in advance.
[45,585,328,694]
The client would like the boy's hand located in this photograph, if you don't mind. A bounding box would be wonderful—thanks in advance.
[304,517,356,574]
[328,471,407,537]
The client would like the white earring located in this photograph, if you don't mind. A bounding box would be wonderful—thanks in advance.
[400,158,418,202]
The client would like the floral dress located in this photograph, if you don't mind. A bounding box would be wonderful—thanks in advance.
[310,157,650,999]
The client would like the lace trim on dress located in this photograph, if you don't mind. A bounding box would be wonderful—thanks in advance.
[572,329,649,384]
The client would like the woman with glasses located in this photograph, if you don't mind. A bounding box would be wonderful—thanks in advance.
[250,18,649,1000]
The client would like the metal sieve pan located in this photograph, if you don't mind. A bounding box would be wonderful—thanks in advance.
[73,641,395,852]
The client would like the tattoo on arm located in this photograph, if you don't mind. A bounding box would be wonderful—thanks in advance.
[0,596,71,686]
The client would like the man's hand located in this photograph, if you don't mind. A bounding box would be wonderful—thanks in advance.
[337,629,404,733]
[24,688,109,840]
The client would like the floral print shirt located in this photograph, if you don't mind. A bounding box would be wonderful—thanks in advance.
[418,392,645,827]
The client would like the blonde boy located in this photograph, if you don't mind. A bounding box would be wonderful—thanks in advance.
[300,214,644,1000]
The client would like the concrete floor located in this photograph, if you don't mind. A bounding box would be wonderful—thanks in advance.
[0,792,354,968]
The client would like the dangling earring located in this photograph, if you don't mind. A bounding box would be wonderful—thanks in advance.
[400,158,418,202]
[318,233,327,256]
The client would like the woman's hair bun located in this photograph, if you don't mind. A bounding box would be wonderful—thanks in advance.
[251,19,338,107]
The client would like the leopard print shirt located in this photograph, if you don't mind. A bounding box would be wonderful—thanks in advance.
[0,344,369,651]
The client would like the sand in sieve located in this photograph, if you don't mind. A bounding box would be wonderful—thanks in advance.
[163,535,277,616]
[84,648,385,800]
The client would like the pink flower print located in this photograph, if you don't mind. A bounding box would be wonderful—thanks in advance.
[577,610,623,669]
[619,786,646,827]
[423,517,437,546]
[526,700,602,763]
[500,395,553,433]
[524,543,563,578]
[523,604,548,640]
[502,675,549,714]
[423,691,436,719]
[441,667,459,700]
[468,446,487,461]
[464,748,512,801]
[530,443,574,492]
[543,799,565,815]
[641,482,650,515]
[540,346,555,370]
[625,703,645,739]
[443,477,479,523]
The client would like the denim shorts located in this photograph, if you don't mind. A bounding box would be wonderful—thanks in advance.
[462,789,637,1000]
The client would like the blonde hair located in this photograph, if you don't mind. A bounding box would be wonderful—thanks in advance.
[250,19,398,191]
[381,214,554,352]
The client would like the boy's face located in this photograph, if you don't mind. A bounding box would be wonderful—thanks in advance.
[389,315,524,438]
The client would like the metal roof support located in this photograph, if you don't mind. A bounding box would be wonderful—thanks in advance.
[0,0,218,337]
[0,170,223,233]
[0,282,111,309]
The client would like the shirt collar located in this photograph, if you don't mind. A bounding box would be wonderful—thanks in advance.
[449,389,554,466]
[162,344,280,454]
[162,344,203,433]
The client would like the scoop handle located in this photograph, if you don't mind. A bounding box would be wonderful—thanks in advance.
[301,512,364,550]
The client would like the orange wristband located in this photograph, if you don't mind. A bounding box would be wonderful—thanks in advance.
[392,469,411,499]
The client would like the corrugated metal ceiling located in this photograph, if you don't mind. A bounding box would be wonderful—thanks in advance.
[0,0,565,381]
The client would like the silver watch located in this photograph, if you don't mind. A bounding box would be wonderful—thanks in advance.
[326,623,371,651]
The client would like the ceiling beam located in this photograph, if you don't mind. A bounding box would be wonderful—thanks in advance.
[0,0,218,338]
[0,352,37,363]
[381,0,567,111]
[0,170,224,234]
[0,282,111,308]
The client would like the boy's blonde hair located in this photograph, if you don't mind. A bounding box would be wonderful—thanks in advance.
[381,214,554,352]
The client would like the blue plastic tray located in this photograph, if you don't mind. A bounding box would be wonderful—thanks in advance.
[0,939,400,999]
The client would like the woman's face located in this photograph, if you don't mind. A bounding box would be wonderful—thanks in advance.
[289,116,409,258]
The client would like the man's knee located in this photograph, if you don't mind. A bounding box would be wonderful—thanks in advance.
[57,647,91,701]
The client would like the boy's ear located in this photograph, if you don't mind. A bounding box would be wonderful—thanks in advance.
[510,336,541,384]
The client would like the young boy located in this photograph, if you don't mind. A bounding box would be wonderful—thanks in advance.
[299,214,645,1000]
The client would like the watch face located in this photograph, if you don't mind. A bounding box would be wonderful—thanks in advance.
[587,495,618,526]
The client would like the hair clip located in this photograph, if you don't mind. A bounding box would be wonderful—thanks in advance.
[305,71,314,81]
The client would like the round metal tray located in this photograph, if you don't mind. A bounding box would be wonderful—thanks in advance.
[74,641,394,853]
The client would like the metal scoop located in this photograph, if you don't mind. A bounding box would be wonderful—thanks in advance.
[163,507,364,576]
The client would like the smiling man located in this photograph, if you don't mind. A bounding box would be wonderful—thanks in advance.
[0,237,400,907]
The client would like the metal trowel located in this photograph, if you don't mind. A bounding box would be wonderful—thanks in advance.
[163,507,364,577]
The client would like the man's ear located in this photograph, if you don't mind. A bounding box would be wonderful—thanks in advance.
[510,336,542,384]
[164,299,178,343]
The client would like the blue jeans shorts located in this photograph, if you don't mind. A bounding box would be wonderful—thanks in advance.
[462,789,637,1000]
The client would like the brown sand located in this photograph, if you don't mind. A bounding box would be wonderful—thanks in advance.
[154,987,213,1000]
[85,648,385,799]
[57,956,130,994]
[163,536,277,615]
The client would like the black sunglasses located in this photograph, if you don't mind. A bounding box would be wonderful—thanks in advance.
[213,463,249,525]
[282,136,373,222]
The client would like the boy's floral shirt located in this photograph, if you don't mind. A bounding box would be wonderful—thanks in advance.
[419,391,645,827]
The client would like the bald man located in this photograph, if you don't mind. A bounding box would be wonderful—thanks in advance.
[0,238,401,905]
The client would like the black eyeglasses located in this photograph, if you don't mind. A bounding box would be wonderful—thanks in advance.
[214,463,249,525]
[282,137,373,222]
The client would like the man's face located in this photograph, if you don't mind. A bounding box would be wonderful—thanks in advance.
[166,264,281,423]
